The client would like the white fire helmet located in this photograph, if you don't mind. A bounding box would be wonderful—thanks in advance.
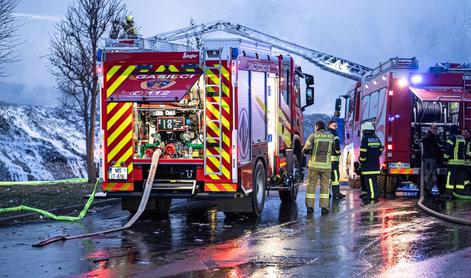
[361,122,375,131]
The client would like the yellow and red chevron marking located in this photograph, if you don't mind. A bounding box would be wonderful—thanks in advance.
[104,65,136,184]
[152,64,198,73]
[204,62,232,182]
[102,182,134,191]
[204,183,237,192]
[107,64,198,77]
[389,168,416,175]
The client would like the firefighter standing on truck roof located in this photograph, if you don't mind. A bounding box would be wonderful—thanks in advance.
[302,121,334,215]
[327,120,345,200]
[122,15,137,38]
[358,122,383,203]
[463,128,471,195]
[443,125,466,199]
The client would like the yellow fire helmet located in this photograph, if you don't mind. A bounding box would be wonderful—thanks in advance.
[126,15,134,21]
[361,121,375,131]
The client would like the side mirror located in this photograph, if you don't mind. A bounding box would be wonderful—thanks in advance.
[304,74,314,86]
[334,98,342,118]
[302,87,314,111]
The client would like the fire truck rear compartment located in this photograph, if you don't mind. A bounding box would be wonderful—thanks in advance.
[132,83,205,161]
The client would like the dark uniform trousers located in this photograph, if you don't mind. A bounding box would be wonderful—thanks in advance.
[446,165,466,194]
[444,135,466,195]
[361,173,379,200]
[359,132,383,201]
[331,161,340,190]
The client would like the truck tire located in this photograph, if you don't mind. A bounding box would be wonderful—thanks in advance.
[279,154,300,203]
[155,198,172,216]
[251,160,266,216]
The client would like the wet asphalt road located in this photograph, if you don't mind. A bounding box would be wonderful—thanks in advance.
[1,185,471,278]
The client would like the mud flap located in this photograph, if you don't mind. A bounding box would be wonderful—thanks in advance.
[285,149,293,175]
[217,197,253,213]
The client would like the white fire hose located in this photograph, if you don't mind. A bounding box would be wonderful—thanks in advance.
[417,144,471,225]
[33,149,162,247]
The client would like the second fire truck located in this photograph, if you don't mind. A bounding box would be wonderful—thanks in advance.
[337,58,471,194]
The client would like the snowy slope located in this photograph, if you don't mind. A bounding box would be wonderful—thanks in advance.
[0,102,87,181]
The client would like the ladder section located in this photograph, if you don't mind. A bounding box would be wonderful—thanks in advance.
[463,76,471,129]
[464,75,471,92]
[202,48,224,176]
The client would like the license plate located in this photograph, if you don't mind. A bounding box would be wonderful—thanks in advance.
[388,162,410,169]
[108,167,127,180]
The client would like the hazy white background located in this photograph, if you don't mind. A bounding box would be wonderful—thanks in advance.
[1,0,470,114]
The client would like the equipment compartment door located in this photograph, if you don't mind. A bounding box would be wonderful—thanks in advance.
[237,70,251,164]
[267,73,279,172]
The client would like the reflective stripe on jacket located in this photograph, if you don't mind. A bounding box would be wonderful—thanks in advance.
[466,140,471,166]
[444,135,465,165]
[303,129,334,169]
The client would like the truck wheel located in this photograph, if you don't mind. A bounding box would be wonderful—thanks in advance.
[279,154,300,203]
[251,160,266,216]
[155,198,172,216]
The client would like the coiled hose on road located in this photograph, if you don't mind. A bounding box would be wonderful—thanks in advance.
[33,149,162,247]
[417,145,471,225]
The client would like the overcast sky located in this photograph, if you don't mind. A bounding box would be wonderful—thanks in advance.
[1,0,470,113]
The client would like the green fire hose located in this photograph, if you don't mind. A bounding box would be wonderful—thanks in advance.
[0,180,98,222]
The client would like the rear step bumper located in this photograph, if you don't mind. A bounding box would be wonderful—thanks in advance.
[106,179,243,199]
[106,191,240,199]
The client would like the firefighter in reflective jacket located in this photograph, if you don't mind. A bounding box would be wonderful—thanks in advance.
[358,122,383,202]
[303,121,334,214]
[443,125,466,198]
[122,15,137,38]
[463,128,471,194]
[328,120,345,200]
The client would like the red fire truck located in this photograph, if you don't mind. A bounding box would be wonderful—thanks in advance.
[98,37,315,216]
[338,58,471,193]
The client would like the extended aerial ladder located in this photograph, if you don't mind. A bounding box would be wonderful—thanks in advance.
[152,21,371,81]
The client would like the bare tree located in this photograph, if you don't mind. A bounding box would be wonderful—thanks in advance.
[0,0,21,77]
[49,0,126,182]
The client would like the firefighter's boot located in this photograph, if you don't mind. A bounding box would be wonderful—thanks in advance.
[332,185,345,200]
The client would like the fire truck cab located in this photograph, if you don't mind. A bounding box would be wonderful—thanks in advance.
[338,58,471,194]
[99,38,314,216]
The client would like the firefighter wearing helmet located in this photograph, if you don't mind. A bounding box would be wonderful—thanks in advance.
[302,121,334,214]
[443,125,466,199]
[358,122,383,203]
[122,15,137,38]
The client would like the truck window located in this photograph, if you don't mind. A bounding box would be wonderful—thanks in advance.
[369,91,379,119]
[251,71,267,142]
[295,73,301,107]
[361,95,370,121]
[354,88,361,122]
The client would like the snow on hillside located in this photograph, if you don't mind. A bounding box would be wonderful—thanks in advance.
[0,102,87,181]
